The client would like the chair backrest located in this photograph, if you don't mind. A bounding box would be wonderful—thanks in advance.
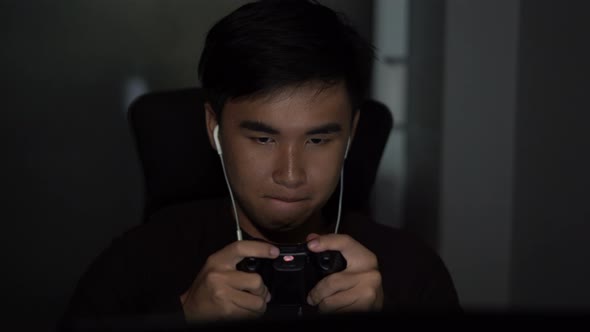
[128,87,393,222]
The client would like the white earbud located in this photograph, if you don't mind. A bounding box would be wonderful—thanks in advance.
[334,136,351,235]
[213,123,241,240]
[213,125,222,155]
[344,137,351,159]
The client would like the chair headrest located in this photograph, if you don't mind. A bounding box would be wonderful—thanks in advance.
[128,87,393,222]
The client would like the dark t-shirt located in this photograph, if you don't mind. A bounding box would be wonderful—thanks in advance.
[58,198,461,331]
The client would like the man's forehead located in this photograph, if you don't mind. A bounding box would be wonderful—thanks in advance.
[226,83,351,117]
[228,81,351,109]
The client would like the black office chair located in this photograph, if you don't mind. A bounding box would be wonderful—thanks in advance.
[127,87,393,223]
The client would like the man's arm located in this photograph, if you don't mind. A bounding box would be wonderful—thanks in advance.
[417,253,462,313]
[57,237,186,331]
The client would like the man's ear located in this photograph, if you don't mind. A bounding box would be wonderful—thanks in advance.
[344,110,360,159]
[204,103,219,152]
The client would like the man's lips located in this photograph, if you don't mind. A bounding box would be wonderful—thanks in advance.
[266,195,309,203]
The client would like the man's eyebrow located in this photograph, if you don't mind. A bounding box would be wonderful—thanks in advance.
[239,121,280,135]
[239,121,342,135]
[306,123,342,135]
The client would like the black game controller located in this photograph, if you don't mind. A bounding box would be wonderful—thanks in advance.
[236,241,347,315]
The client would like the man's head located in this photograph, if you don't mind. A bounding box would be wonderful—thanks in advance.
[198,0,375,118]
[198,0,375,240]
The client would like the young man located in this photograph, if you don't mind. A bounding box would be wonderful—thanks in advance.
[59,0,460,330]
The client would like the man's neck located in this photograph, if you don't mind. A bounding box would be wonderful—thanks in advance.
[238,210,332,244]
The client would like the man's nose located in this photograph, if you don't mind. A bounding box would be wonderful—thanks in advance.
[272,144,306,189]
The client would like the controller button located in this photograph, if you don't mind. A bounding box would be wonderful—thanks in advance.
[244,257,258,271]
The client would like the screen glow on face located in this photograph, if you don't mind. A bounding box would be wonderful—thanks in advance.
[211,82,356,240]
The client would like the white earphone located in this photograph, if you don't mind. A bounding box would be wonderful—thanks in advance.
[213,124,222,155]
[213,124,242,239]
[344,137,351,159]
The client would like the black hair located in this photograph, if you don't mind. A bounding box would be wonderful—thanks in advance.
[198,0,375,118]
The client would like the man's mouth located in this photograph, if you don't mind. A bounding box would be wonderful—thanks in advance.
[266,195,309,203]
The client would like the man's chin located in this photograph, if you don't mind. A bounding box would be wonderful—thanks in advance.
[263,217,305,232]
[239,201,322,241]
[251,216,310,241]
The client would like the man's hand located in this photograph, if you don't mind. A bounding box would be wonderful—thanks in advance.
[180,240,279,322]
[306,233,384,313]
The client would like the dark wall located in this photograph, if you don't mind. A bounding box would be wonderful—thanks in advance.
[438,0,519,309]
[511,0,590,310]
[403,0,446,251]
[437,0,590,311]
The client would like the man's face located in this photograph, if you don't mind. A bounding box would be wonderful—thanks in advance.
[205,82,359,236]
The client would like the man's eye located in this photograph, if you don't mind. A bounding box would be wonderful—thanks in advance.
[253,137,274,144]
[308,138,328,145]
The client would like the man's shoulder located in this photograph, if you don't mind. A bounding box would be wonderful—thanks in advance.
[108,198,231,256]
[146,197,229,226]
[342,211,426,251]
[342,210,448,273]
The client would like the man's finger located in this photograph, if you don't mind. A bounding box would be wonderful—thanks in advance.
[309,271,383,312]
[306,233,321,242]
[307,272,355,306]
[306,233,353,252]
[228,287,269,314]
[224,270,268,299]
[306,234,377,271]
[210,240,279,270]
[317,288,366,313]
